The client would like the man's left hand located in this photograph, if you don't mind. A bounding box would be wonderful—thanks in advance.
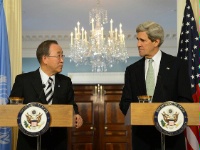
[74,114,83,128]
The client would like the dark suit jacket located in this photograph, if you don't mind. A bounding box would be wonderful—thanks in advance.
[120,52,193,150]
[10,69,79,150]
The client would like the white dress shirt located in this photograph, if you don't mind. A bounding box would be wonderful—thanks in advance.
[39,68,55,93]
[145,50,162,85]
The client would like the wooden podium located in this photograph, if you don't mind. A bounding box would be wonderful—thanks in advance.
[125,103,198,150]
[0,104,74,127]
[125,103,198,126]
[0,104,74,150]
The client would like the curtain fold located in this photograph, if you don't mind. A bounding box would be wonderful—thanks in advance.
[3,0,22,150]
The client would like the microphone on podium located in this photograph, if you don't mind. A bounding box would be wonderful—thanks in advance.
[38,84,46,101]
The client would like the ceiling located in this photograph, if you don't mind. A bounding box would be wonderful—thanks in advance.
[22,0,177,33]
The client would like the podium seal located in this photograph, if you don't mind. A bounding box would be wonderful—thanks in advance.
[17,102,50,137]
[154,101,188,136]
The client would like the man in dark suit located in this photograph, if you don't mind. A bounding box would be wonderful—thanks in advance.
[119,21,193,150]
[10,40,83,150]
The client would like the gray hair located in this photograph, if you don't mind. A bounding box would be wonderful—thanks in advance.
[136,21,164,47]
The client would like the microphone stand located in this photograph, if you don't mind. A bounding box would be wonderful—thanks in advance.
[158,75,165,150]
[37,135,41,150]
[37,84,45,150]
[161,133,165,150]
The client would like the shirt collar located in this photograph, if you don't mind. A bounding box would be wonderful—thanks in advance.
[39,68,55,84]
[152,50,162,63]
[145,50,162,62]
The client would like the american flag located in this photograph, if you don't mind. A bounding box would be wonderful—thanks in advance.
[177,0,199,150]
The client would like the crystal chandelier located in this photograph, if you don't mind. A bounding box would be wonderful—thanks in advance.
[69,0,129,72]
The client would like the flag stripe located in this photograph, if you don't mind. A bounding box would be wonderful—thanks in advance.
[186,127,199,150]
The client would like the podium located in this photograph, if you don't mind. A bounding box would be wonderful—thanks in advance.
[0,104,74,127]
[125,103,198,126]
[125,103,198,150]
[0,104,74,150]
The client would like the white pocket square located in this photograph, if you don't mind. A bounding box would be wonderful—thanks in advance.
[166,67,170,70]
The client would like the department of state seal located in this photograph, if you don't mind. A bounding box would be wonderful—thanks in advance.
[154,101,188,136]
[17,102,50,137]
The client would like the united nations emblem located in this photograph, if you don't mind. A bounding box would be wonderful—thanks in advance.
[154,101,188,136]
[17,102,50,137]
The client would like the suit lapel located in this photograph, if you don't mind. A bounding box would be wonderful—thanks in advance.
[32,69,47,104]
[153,52,173,102]
[135,58,146,95]
[52,74,61,104]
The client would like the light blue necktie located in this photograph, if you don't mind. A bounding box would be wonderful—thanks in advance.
[146,59,155,96]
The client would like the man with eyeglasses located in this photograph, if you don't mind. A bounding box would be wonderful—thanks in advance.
[10,40,83,150]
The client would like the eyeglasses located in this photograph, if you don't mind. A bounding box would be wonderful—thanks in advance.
[47,54,65,59]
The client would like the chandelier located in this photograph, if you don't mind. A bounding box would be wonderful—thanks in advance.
[69,0,129,72]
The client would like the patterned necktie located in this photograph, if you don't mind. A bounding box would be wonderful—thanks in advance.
[146,59,155,96]
[45,77,53,104]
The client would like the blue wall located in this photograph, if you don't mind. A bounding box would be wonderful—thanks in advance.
[22,57,141,74]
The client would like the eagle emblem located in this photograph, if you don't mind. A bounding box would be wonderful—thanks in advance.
[17,102,50,137]
[24,110,43,129]
[154,101,188,136]
[161,110,179,126]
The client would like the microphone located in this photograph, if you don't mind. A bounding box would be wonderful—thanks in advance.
[157,75,165,101]
[38,84,46,101]
[42,84,46,88]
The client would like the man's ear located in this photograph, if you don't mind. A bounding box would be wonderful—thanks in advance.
[42,55,48,65]
[153,39,160,47]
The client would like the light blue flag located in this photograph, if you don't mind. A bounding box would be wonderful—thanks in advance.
[0,0,12,149]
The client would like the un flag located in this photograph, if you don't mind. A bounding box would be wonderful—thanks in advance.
[0,0,12,149]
